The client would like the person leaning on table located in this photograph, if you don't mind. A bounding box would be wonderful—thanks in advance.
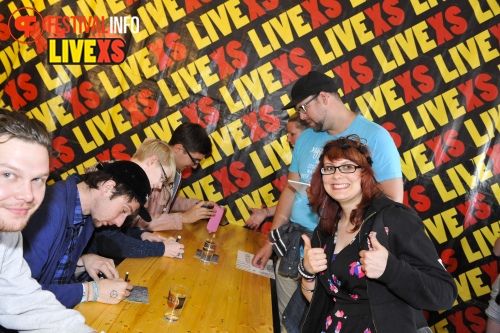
[85,139,185,263]
[134,122,220,232]
[299,135,457,332]
[22,160,151,309]
[0,110,95,332]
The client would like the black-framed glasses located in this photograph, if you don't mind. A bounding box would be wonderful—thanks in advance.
[297,94,318,114]
[182,145,201,165]
[320,164,361,175]
[158,161,169,183]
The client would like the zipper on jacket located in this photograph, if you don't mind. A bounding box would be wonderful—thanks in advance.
[360,211,378,331]
[366,281,379,333]
[358,211,378,246]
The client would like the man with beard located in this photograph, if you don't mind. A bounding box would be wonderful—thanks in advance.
[251,71,403,332]
[0,110,94,332]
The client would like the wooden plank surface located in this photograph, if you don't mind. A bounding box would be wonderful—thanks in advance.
[76,222,274,333]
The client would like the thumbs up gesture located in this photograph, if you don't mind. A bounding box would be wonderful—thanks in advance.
[359,232,389,279]
[302,234,327,274]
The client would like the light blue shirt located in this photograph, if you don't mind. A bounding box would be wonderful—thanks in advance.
[288,114,402,231]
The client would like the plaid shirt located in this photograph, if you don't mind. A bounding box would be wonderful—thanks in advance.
[51,190,87,284]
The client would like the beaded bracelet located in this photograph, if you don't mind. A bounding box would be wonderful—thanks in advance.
[91,281,99,302]
[301,284,314,293]
[298,258,315,280]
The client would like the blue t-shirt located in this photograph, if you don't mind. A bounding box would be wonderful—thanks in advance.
[288,115,402,230]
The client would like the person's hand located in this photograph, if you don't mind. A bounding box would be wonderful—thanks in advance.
[181,201,216,223]
[359,232,388,279]
[141,232,167,242]
[251,242,273,269]
[163,237,184,257]
[302,234,327,274]
[96,278,133,304]
[245,208,266,229]
[80,254,119,280]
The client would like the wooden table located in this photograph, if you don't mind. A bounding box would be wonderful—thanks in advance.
[76,223,275,332]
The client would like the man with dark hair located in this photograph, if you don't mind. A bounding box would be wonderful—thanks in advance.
[136,122,219,231]
[0,110,94,332]
[169,122,213,159]
[22,160,151,308]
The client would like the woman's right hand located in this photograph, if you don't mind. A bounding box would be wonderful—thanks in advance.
[302,234,327,274]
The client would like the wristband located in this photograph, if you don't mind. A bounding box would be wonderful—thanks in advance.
[91,281,99,302]
[298,258,315,280]
[81,283,87,303]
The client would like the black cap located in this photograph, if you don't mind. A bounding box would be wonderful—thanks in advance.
[101,161,152,222]
[282,71,337,109]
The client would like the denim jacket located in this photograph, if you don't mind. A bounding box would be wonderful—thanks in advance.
[269,222,312,278]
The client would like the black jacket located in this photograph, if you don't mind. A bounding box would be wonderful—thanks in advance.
[301,195,457,333]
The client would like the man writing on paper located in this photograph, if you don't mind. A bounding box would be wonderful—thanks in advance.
[22,161,151,308]
[135,122,219,231]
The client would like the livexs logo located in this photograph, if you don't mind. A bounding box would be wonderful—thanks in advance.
[48,38,126,64]
[8,7,137,64]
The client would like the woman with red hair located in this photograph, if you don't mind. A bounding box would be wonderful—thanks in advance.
[298,134,457,332]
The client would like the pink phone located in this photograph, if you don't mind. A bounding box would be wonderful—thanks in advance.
[207,206,224,233]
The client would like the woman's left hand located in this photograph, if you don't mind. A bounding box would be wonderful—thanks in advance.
[359,232,388,279]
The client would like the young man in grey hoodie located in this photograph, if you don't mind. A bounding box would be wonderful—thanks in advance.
[0,110,94,333]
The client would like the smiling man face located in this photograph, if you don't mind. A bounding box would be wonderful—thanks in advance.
[0,136,49,232]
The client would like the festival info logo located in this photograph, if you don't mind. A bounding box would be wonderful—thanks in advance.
[8,7,138,64]
[8,7,43,44]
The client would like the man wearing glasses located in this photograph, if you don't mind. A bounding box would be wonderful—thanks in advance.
[86,139,185,263]
[251,71,403,332]
[136,122,217,232]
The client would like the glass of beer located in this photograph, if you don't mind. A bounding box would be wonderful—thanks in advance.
[164,284,190,322]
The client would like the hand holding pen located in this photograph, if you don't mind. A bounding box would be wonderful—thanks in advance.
[164,235,184,258]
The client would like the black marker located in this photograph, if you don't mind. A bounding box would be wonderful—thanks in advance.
[125,272,129,282]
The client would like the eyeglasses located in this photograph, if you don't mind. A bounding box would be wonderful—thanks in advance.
[320,164,361,175]
[158,161,169,183]
[297,94,318,114]
[182,145,201,165]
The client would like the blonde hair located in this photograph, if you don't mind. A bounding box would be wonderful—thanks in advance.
[288,112,310,131]
[133,139,175,183]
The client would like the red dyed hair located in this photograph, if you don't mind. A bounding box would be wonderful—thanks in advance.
[309,134,382,236]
